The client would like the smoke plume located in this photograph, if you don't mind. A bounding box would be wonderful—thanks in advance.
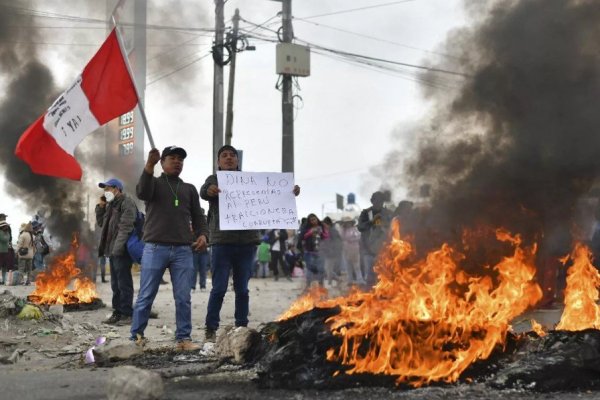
[393,0,600,258]
[0,1,88,245]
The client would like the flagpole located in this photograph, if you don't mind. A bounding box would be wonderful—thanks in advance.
[111,16,156,149]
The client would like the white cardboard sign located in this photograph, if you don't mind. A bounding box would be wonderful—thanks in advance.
[217,171,298,230]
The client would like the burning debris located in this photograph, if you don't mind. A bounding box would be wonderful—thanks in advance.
[367,0,600,309]
[257,221,600,392]
[28,236,102,309]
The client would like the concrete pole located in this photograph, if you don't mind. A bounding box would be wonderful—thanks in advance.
[213,0,225,172]
[281,0,294,173]
[225,9,240,146]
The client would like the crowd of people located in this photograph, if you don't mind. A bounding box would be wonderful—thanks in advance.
[3,144,415,351]
[267,190,408,290]
[0,213,53,286]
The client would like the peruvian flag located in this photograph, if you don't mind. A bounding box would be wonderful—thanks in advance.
[15,28,137,180]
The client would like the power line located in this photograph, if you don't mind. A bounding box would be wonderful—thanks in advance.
[293,17,461,61]
[242,30,459,89]
[146,52,212,86]
[147,35,211,63]
[0,5,215,34]
[242,14,279,35]
[0,39,99,47]
[239,20,468,78]
[146,44,211,81]
[298,0,418,20]
[239,18,280,36]
[0,39,210,48]
[297,37,469,78]
[311,49,458,90]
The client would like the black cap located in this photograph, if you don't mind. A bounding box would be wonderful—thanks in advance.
[161,146,187,160]
[217,144,238,158]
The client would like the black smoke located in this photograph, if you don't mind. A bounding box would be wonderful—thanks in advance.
[391,0,600,263]
[0,1,88,246]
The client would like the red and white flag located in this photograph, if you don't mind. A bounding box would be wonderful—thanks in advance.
[15,28,137,180]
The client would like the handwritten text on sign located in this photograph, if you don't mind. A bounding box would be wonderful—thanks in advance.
[217,171,298,230]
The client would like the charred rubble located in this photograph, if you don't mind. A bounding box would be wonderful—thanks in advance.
[255,307,600,393]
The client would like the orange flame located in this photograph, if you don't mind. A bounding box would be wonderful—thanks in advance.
[277,286,329,321]
[29,235,98,305]
[556,243,600,331]
[282,220,543,386]
[530,319,546,337]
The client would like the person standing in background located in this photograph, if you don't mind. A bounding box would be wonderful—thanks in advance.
[16,222,35,285]
[96,178,137,327]
[358,191,392,286]
[257,236,271,278]
[268,229,290,281]
[0,220,11,284]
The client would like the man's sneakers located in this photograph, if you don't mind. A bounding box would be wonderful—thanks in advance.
[176,339,200,352]
[205,328,217,343]
[103,312,121,325]
[103,312,133,326]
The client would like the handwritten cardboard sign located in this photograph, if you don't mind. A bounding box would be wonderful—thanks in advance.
[217,171,298,230]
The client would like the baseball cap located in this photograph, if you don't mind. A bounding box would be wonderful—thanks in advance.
[98,178,124,191]
[161,146,187,160]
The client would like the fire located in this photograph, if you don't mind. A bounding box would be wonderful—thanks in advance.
[277,286,347,321]
[277,286,329,321]
[282,220,543,386]
[556,243,600,331]
[29,235,98,305]
[530,319,546,337]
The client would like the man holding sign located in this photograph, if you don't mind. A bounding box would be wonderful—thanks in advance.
[201,145,300,341]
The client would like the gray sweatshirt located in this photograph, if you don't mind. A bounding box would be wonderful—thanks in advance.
[137,171,208,245]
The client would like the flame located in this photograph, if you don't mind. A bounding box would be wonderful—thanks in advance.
[556,243,600,331]
[282,220,543,386]
[277,286,344,321]
[277,286,328,321]
[530,319,546,337]
[29,235,98,305]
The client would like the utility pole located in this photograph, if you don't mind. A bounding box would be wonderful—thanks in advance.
[213,0,225,172]
[225,9,240,146]
[281,0,294,173]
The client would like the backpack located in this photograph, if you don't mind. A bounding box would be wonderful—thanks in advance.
[37,235,50,256]
[126,210,145,264]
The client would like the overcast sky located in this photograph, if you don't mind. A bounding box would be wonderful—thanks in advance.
[0,0,467,232]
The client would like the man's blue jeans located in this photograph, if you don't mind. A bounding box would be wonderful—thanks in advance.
[205,244,256,330]
[131,243,194,340]
[192,251,209,289]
